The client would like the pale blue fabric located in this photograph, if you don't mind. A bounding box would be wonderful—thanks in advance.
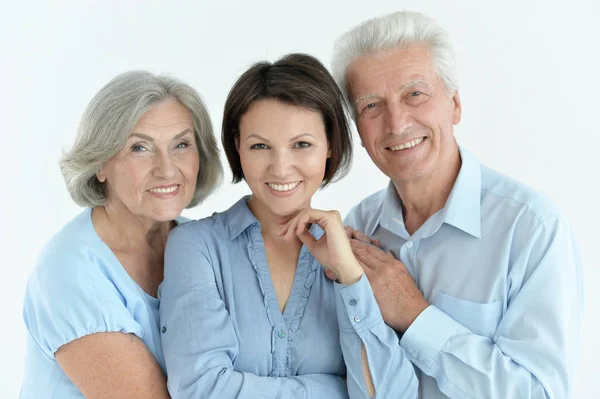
[159,197,418,398]
[344,147,584,398]
[21,209,184,398]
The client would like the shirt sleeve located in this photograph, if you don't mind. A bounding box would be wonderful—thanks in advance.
[334,274,419,399]
[23,244,143,357]
[400,217,584,398]
[159,225,349,399]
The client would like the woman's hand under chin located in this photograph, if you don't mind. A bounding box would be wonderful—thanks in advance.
[278,208,364,285]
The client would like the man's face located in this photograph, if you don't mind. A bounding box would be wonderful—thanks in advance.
[347,44,461,184]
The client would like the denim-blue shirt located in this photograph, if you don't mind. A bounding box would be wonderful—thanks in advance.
[159,197,418,398]
[344,147,584,398]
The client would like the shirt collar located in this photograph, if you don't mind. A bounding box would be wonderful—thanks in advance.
[378,146,482,239]
[441,146,482,238]
[226,196,260,240]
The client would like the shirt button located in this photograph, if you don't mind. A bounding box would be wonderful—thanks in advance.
[406,241,413,248]
[349,299,357,306]
[278,330,286,338]
[354,316,361,323]
[161,326,167,334]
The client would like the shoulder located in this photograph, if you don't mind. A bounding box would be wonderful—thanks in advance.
[168,210,229,246]
[30,210,105,290]
[344,186,387,229]
[480,165,564,226]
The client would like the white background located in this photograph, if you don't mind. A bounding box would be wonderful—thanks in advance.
[1,0,598,397]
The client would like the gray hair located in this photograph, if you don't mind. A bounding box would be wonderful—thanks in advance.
[60,70,223,208]
[332,11,458,109]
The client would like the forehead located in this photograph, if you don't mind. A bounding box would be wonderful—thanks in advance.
[346,45,439,98]
[239,99,325,138]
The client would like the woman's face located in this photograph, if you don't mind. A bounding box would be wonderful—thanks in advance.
[97,98,199,222]
[238,99,330,219]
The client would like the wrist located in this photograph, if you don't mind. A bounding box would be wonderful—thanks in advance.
[335,261,364,285]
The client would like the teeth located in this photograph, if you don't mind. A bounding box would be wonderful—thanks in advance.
[390,137,424,151]
[268,182,300,192]
[149,185,178,193]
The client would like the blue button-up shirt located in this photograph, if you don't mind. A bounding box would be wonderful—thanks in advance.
[159,197,418,398]
[344,147,583,399]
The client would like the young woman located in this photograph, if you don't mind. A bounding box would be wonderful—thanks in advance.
[159,54,418,398]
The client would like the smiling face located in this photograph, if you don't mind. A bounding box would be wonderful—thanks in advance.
[96,98,200,222]
[347,44,461,184]
[238,99,330,219]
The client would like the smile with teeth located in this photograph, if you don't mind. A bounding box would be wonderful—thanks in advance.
[149,185,178,194]
[389,137,425,151]
[267,181,301,192]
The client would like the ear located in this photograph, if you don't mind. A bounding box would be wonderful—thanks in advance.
[235,135,240,152]
[451,90,462,125]
[96,169,106,183]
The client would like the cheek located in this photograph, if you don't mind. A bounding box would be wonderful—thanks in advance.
[180,152,200,180]
[302,150,329,178]
[116,160,149,191]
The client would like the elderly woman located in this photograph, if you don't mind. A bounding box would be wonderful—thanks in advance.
[20,71,222,398]
[159,54,418,398]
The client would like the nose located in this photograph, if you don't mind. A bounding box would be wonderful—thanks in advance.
[153,150,177,180]
[269,149,294,178]
[384,100,413,135]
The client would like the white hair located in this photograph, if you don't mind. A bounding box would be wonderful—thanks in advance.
[60,70,223,208]
[332,11,459,109]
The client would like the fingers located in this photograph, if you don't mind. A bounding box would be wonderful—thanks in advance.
[344,226,381,248]
[297,228,317,250]
[350,239,391,267]
[323,268,337,281]
[280,208,343,238]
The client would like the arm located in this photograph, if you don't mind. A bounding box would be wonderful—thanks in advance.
[159,226,348,399]
[334,274,418,399]
[281,209,418,399]
[56,332,169,399]
[23,243,171,398]
[400,217,583,398]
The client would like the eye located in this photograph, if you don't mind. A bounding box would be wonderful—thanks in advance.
[131,144,147,152]
[409,91,422,97]
[175,140,190,149]
[294,141,312,149]
[366,103,377,109]
[250,143,268,150]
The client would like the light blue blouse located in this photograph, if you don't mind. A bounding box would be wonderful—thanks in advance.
[159,197,418,398]
[21,208,178,398]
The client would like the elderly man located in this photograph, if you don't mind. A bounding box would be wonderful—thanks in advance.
[332,11,583,399]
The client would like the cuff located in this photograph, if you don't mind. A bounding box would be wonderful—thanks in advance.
[334,273,383,335]
[301,374,347,397]
[400,305,467,372]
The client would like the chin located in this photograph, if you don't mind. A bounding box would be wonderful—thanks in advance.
[266,198,308,218]
[146,206,186,222]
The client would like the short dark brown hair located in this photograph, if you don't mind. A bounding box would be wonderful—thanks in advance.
[222,53,352,186]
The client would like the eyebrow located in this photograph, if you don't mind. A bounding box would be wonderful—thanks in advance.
[353,79,429,106]
[245,133,315,142]
[128,129,193,141]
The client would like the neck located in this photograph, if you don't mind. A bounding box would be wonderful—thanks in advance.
[247,196,308,243]
[392,147,461,234]
[95,202,173,254]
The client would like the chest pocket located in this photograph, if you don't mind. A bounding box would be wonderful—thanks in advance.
[433,290,503,339]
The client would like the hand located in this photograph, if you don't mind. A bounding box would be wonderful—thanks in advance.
[344,226,381,248]
[349,239,429,332]
[279,208,364,285]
